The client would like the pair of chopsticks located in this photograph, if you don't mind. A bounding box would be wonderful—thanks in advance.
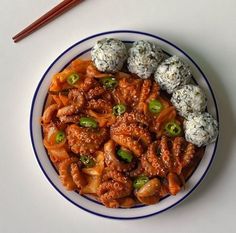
[13,0,82,43]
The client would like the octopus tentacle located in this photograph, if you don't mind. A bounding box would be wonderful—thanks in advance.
[141,154,158,177]
[42,104,58,124]
[160,136,182,174]
[111,123,151,147]
[71,163,87,193]
[58,157,78,191]
[146,82,160,102]
[181,143,195,168]
[97,170,132,208]
[68,89,85,108]
[116,112,150,126]
[87,99,112,113]
[146,142,167,177]
[58,115,81,124]
[86,64,113,78]
[102,169,130,184]
[87,86,105,99]
[172,137,185,157]
[57,105,79,117]
[160,136,172,170]
[104,140,135,172]
[129,161,144,177]
[78,76,96,92]
[115,75,142,106]
[87,110,116,127]
[111,134,143,157]
[66,124,108,155]
[137,79,151,112]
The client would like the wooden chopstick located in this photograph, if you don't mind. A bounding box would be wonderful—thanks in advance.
[13,0,82,43]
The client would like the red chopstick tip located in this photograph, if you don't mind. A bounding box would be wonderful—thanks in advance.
[12,0,82,43]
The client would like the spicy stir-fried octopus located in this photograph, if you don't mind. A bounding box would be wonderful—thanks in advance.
[41,59,204,208]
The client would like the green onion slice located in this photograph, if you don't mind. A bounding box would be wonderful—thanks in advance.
[101,77,117,90]
[164,121,182,137]
[80,155,95,168]
[113,104,126,116]
[133,176,149,189]
[79,117,98,128]
[148,99,163,113]
[117,149,133,163]
[67,73,80,85]
[55,131,65,144]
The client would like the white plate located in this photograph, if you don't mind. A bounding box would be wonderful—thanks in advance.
[30,30,219,220]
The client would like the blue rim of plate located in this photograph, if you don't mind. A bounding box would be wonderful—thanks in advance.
[29,30,219,220]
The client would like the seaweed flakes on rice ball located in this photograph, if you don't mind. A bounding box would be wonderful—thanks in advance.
[127,40,164,79]
[184,112,219,147]
[91,38,127,73]
[171,84,207,118]
[154,55,191,94]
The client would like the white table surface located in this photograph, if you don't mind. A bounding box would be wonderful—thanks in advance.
[1,0,236,232]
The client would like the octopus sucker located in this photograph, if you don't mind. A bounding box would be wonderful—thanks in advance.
[104,140,135,172]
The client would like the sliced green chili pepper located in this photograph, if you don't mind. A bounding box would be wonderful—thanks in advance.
[79,117,98,128]
[148,99,163,113]
[133,176,149,189]
[101,77,117,90]
[113,104,126,116]
[117,149,133,163]
[67,73,80,85]
[55,131,65,143]
[80,155,95,168]
[164,121,182,137]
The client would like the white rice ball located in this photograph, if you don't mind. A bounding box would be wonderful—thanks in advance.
[127,40,164,79]
[154,55,191,94]
[171,84,207,118]
[91,38,127,73]
[184,112,219,147]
